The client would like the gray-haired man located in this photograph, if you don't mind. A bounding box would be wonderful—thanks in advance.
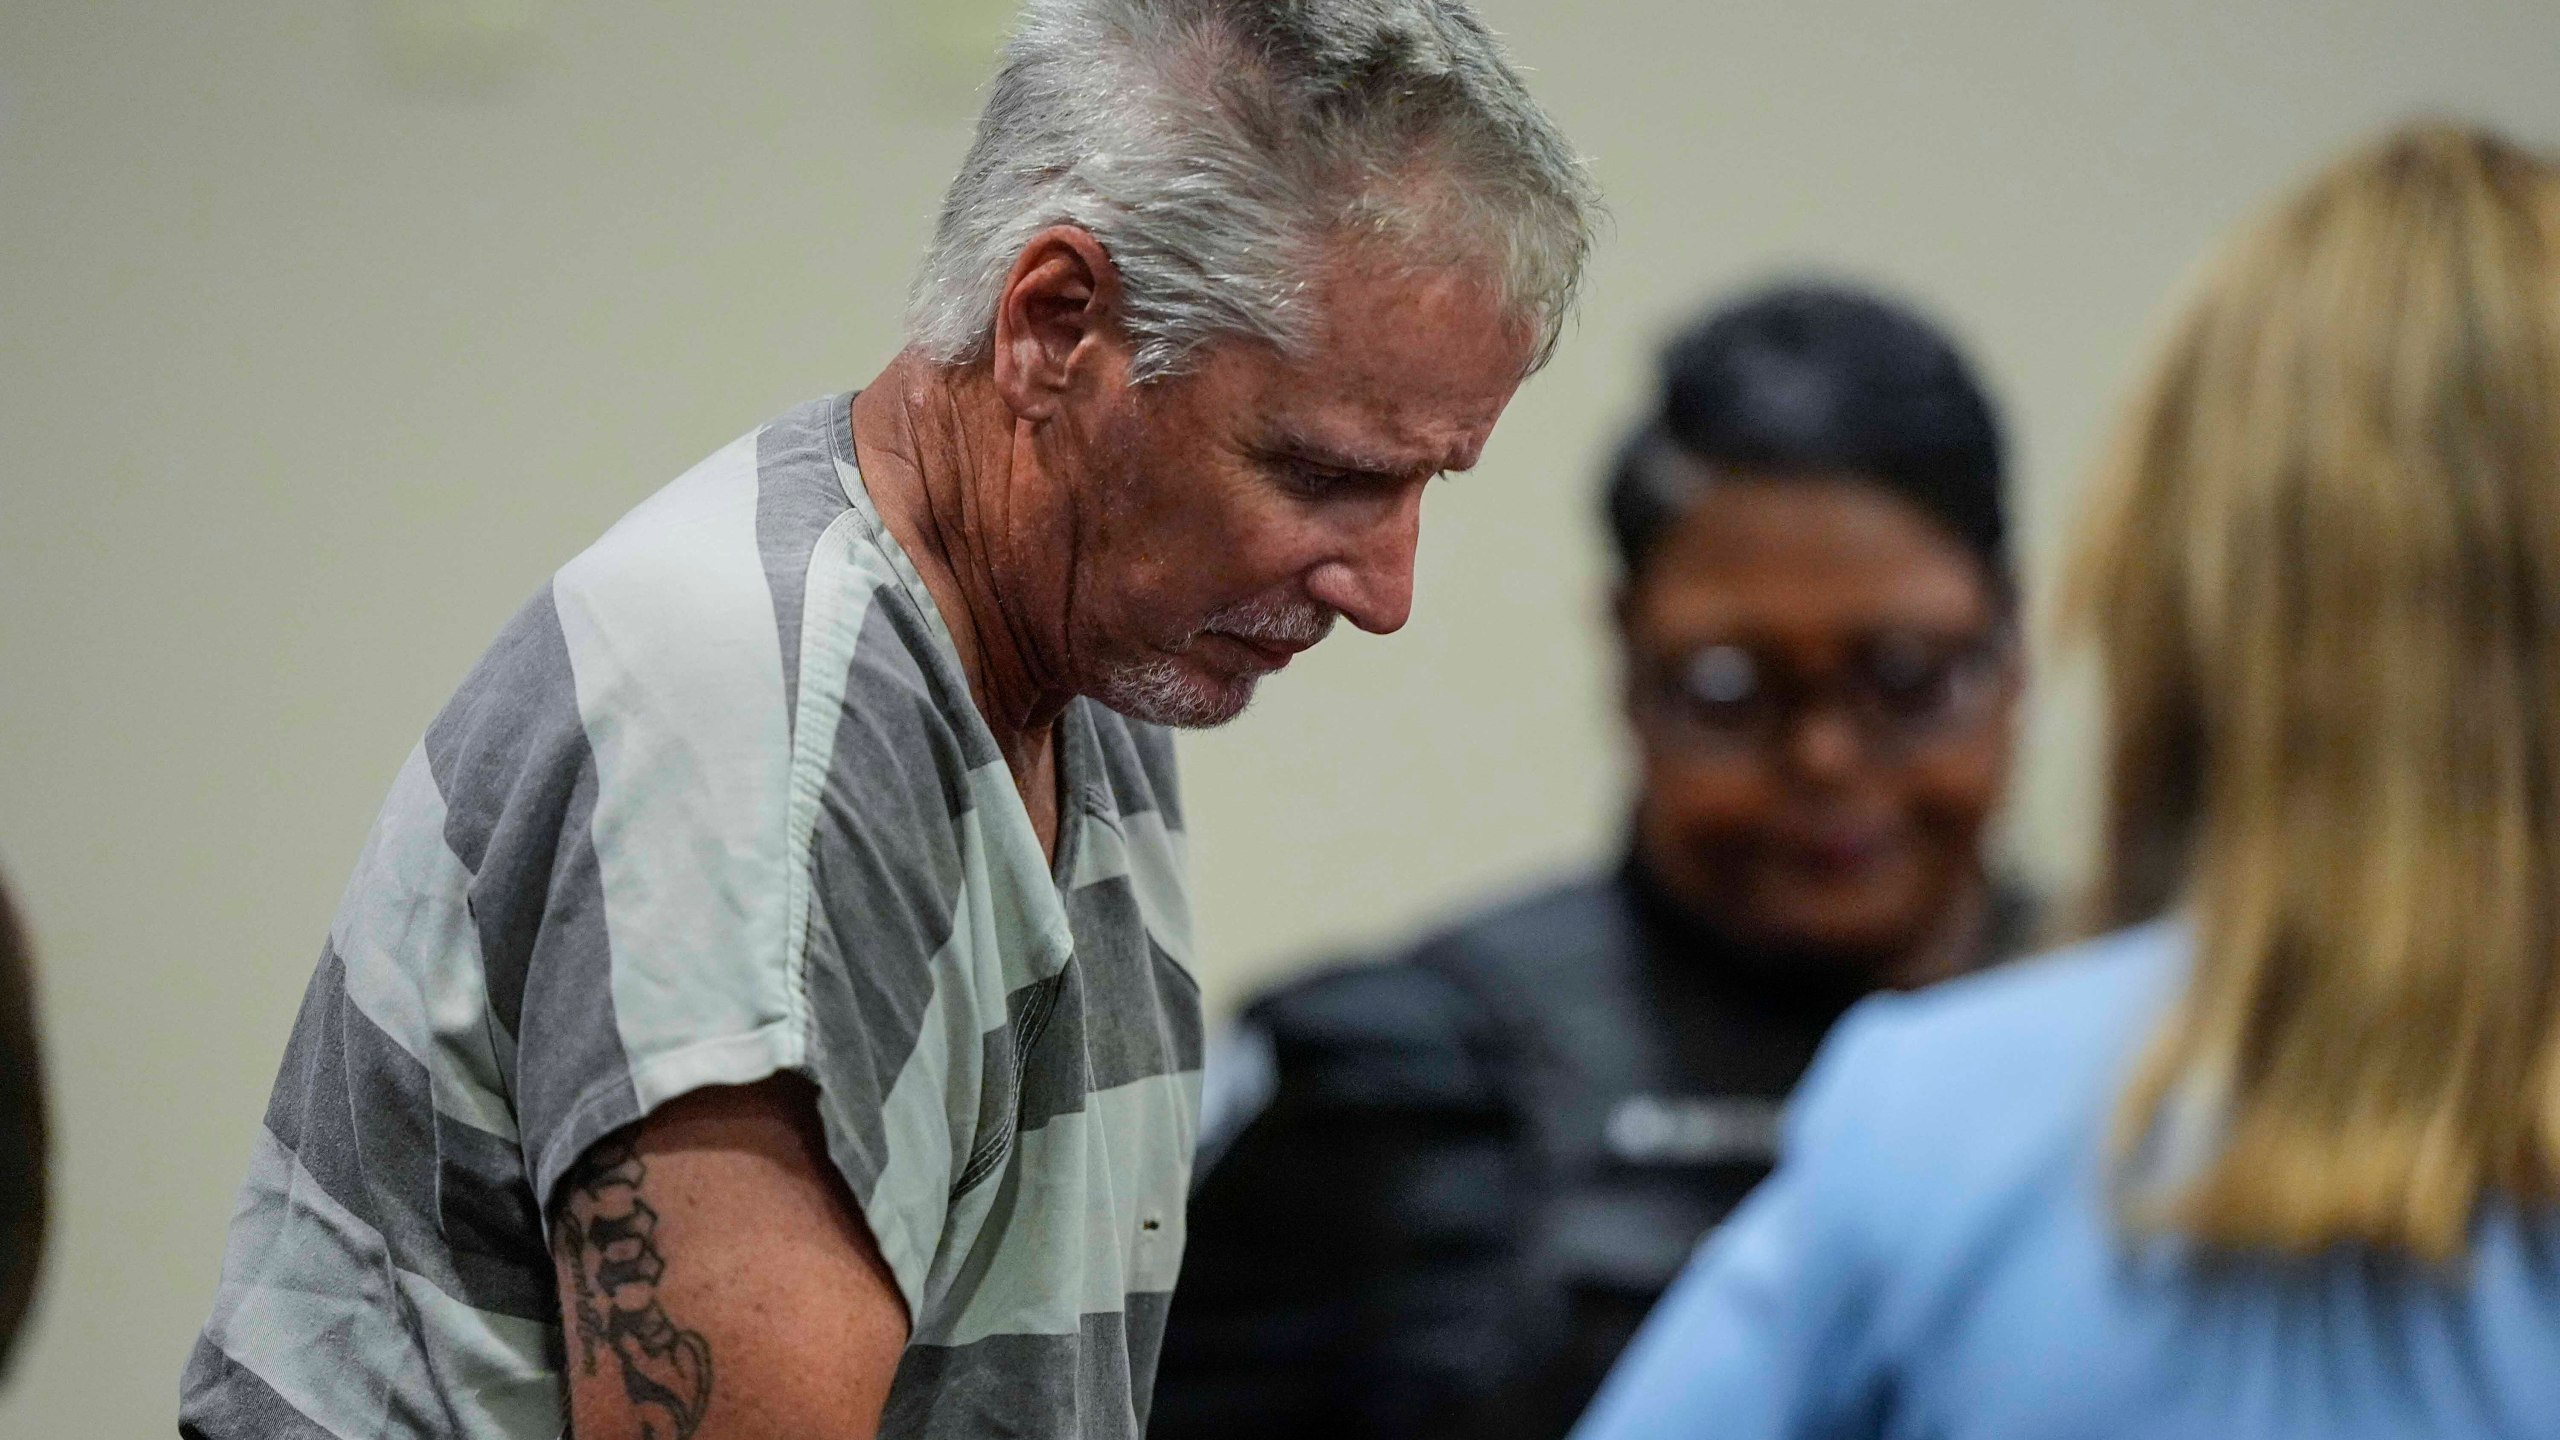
[179,3,1595,1438]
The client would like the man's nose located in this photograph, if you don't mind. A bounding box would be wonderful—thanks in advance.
[1304,487,1423,635]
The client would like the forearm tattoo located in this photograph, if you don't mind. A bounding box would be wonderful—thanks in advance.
[556,1135,714,1439]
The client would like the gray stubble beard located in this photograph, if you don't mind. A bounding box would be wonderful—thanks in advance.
[1093,593,1337,729]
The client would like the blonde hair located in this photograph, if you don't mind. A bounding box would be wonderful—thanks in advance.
[2070,123,2560,1260]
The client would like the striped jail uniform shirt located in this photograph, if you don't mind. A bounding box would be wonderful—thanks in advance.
[180,393,1205,1440]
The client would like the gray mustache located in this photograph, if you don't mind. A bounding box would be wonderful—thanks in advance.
[1198,600,1337,647]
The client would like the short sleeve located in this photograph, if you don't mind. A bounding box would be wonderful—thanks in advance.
[1568,996,1910,1440]
[789,593,1005,1314]
[433,430,995,1338]
[430,509,816,1232]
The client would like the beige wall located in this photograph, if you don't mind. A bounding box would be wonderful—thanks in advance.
[4,0,2557,1428]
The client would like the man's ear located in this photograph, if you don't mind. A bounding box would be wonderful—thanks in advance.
[990,226,1126,421]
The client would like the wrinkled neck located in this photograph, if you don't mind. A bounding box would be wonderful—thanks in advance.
[849,360,1074,778]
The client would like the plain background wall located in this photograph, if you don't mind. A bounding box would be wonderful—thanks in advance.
[5,0,2559,1428]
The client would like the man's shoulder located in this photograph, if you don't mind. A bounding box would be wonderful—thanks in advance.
[529,396,1000,803]
[549,396,881,692]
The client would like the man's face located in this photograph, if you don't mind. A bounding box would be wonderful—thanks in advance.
[1043,252,1536,727]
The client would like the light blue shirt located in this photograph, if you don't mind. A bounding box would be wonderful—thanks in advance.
[1572,923,2560,1440]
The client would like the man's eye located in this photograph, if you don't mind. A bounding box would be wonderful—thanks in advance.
[1287,461,1355,494]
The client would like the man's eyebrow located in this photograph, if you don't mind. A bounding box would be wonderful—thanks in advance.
[1268,429,1470,478]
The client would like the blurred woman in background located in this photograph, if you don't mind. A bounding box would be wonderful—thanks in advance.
[1572,122,2560,1440]
[1154,282,2033,1440]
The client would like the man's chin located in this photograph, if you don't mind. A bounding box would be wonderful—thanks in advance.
[1093,659,1263,730]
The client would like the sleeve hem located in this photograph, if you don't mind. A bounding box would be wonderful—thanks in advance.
[530,1020,936,1322]
[531,1020,807,1231]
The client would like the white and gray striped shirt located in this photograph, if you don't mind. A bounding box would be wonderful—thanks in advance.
[181,394,1204,1440]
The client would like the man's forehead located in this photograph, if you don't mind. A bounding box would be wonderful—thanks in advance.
[1242,255,1531,471]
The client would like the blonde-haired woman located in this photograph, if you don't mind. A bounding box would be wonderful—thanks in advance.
[1570,122,2560,1440]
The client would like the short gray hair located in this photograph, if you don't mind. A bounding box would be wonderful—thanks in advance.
[906,0,1600,382]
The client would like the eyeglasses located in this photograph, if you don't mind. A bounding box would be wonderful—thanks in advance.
[1639,628,2010,759]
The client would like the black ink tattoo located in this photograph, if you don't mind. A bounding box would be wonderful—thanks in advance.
[556,1135,714,1439]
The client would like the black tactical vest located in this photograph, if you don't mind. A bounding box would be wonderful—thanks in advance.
[1156,865,2033,1440]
